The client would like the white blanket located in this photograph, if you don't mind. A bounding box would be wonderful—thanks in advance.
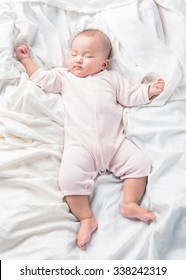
[0,0,186,259]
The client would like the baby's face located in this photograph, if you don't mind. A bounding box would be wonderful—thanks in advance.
[67,34,109,77]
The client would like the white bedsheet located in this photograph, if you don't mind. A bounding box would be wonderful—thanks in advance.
[0,0,186,259]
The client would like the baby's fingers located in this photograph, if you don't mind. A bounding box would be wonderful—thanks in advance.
[156,79,165,85]
[17,44,29,53]
[155,79,165,89]
[22,46,29,53]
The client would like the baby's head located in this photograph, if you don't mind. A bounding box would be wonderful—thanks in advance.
[67,29,112,77]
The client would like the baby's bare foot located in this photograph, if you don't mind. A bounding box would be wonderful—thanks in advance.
[120,202,156,222]
[76,217,98,249]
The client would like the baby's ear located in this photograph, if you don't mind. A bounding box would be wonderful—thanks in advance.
[102,59,110,70]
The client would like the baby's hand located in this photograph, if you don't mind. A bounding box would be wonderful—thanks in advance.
[16,44,30,60]
[148,78,165,99]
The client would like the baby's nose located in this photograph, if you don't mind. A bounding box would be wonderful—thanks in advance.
[76,56,83,63]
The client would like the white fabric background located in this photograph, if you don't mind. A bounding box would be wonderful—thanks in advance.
[0,0,186,259]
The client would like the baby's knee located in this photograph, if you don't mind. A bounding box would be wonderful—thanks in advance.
[58,171,94,196]
[137,153,151,175]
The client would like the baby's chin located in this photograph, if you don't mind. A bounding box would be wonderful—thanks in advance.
[70,69,88,78]
[69,68,102,78]
[68,66,100,78]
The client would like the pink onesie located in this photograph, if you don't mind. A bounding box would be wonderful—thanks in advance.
[31,68,151,196]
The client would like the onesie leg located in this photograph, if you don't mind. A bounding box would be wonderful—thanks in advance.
[59,144,97,196]
[109,139,156,222]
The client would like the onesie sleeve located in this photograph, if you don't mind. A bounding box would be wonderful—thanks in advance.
[114,71,150,107]
[30,67,65,93]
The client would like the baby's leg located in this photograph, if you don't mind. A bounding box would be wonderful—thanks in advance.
[59,145,98,249]
[65,195,98,249]
[120,177,156,222]
[109,139,155,222]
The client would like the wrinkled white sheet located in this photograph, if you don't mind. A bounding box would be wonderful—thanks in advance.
[0,0,186,259]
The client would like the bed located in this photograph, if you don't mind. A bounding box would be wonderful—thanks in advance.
[0,0,186,260]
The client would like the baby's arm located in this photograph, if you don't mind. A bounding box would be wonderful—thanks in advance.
[16,45,39,77]
[115,72,165,107]
[16,44,63,93]
[148,79,165,99]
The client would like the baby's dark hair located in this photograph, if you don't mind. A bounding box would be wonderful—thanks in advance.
[75,29,112,58]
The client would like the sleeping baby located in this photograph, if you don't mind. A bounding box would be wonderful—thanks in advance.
[16,29,165,249]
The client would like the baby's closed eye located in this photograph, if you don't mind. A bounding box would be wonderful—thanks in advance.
[85,55,94,58]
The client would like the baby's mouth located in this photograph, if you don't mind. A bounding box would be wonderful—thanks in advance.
[74,65,82,70]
